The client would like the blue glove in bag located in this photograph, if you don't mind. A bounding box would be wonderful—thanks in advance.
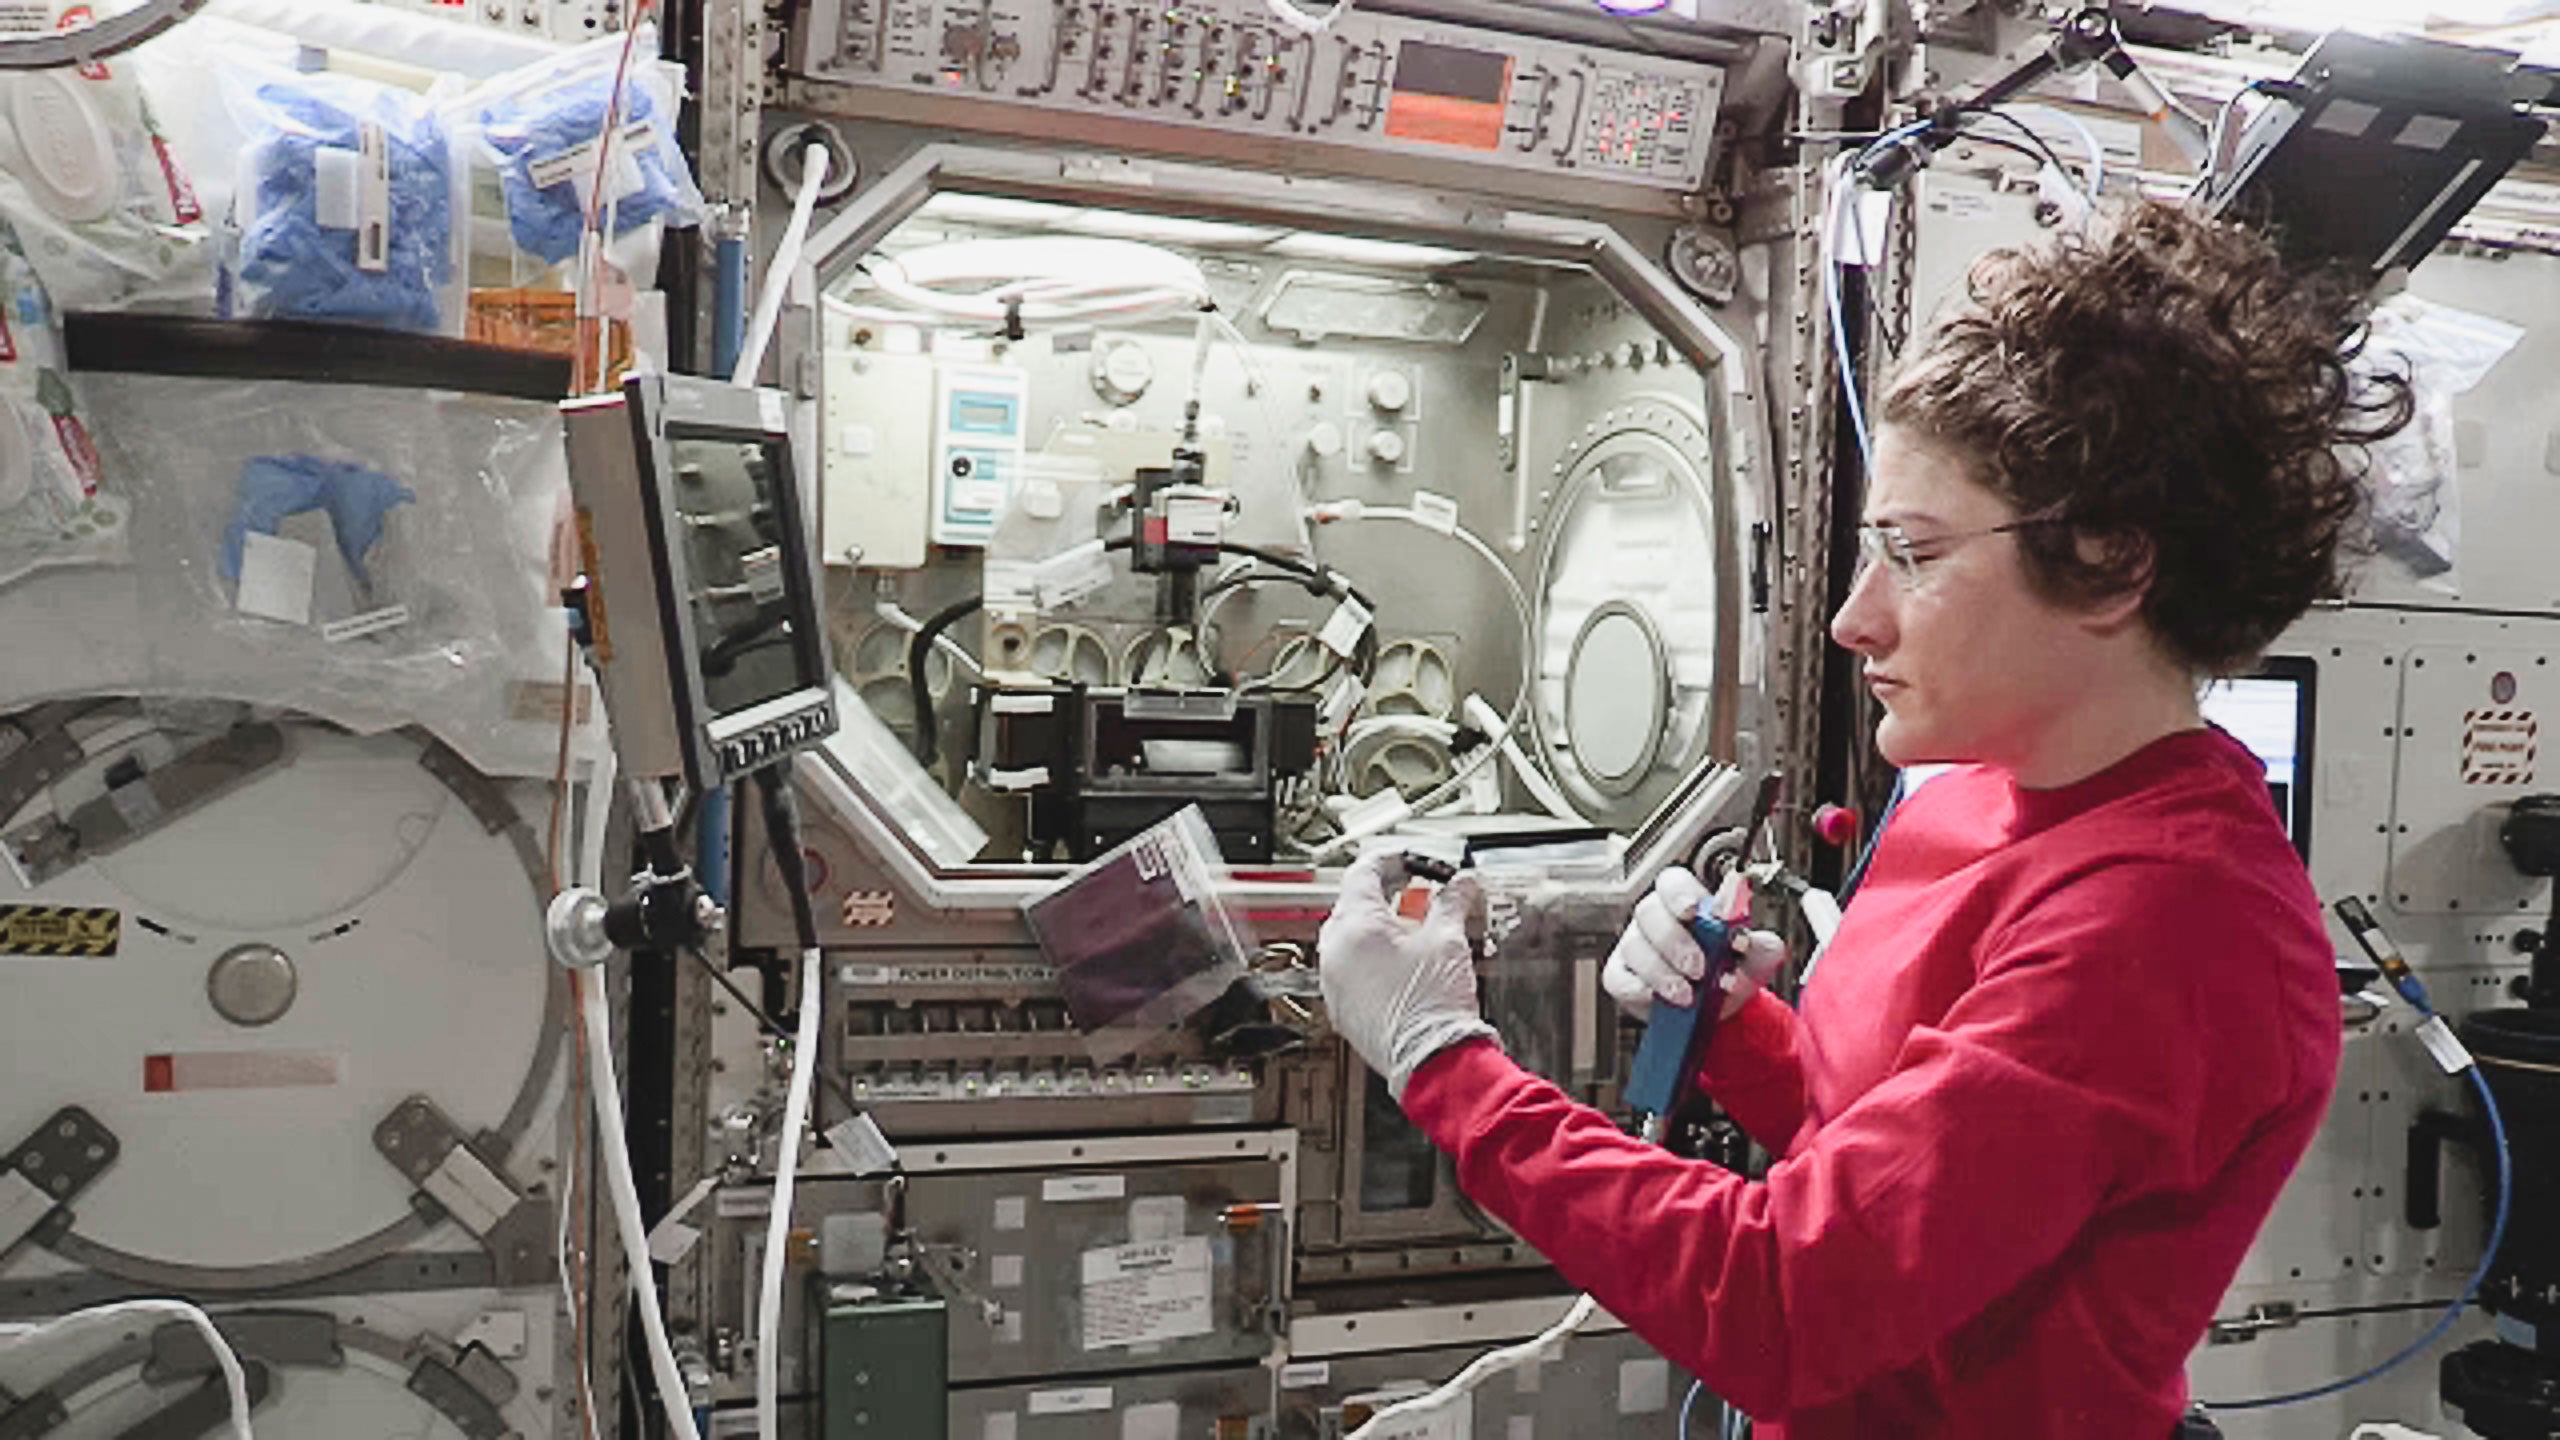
[230,72,459,333]
[477,65,705,265]
[220,454,415,590]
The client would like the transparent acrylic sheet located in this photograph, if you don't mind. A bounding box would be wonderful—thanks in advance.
[1022,804,1253,1062]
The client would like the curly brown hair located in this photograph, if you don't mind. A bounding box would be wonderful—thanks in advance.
[1878,200,2413,675]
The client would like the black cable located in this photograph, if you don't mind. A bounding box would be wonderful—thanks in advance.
[906,595,984,765]
[754,766,822,955]
[679,942,868,1125]
[1956,108,2074,181]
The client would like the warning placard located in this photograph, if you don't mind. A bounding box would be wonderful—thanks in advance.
[0,905,119,956]
[2463,709,2538,786]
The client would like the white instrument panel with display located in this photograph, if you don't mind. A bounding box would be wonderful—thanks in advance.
[792,0,1724,193]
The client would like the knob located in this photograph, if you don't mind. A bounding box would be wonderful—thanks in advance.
[1303,422,1344,459]
[1366,370,1412,413]
[1366,430,1406,466]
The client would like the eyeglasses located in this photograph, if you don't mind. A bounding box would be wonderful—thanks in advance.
[1854,517,2064,591]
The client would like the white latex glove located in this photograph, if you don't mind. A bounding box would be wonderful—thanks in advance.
[1601,866,1788,1021]
[1318,851,1500,1101]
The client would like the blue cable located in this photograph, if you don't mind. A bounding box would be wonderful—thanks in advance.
[1677,1378,1701,1437]
[1825,120,1932,478]
[2200,990,2511,1412]
[712,234,748,380]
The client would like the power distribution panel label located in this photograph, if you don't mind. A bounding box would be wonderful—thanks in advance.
[0,904,119,956]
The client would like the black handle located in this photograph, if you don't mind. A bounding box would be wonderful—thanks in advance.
[2405,1108,2483,1230]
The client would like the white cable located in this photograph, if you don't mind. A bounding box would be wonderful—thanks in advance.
[1304,504,1541,862]
[1345,1294,1598,1439]
[1205,309,1271,398]
[734,144,832,388]
[0,1300,253,1440]
[1461,691,1584,823]
[1993,103,2104,200]
[1263,0,1351,35]
[577,973,706,1440]
[1821,152,1878,477]
[756,944,825,1440]
[872,600,984,677]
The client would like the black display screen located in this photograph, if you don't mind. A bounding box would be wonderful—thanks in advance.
[2201,656,2317,860]
[667,433,824,720]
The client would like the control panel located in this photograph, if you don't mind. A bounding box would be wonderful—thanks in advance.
[792,0,1724,193]
[931,364,1031,547]
[365,0,629,42]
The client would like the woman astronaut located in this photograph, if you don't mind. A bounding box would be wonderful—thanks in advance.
[1315,200,2412,1437]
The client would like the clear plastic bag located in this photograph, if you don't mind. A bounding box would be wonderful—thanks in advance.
[2356,294,2525,593]
[460,29,705,267]
[220,59,468,334]
[1023,805,1254,1059]
[64,376,545,746]
[0,2,211,312]
[0,218,124,589]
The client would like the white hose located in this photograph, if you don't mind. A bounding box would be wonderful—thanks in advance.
[1462,691,1584,823]
[0,1299,253,1440]
[1345,1294,1598,1439]
[578,973,705,1440]
[861,237,1210,329]
[757,944,825,1440]
[1264,0,1352,35]
[733,144,832,388]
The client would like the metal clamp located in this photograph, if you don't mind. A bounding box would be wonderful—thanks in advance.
[372,1098,554,1289]
[2,724,285,887]
[0,1108,117,1262]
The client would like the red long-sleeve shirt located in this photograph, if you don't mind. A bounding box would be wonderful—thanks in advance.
[1402,728,2340,1438]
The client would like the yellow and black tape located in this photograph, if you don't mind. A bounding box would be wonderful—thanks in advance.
[0,905,120,957]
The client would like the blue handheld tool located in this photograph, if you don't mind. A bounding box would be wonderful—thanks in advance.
[1625,772,1783,1122]
[1624,889,1747,1118]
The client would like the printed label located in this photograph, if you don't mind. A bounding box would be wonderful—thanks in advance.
[1079,1235,1213,1350]
[1409,490,1460,535]
[355,122,390,274]
[1318,597,1374,658]
[1043,1175,1126,1203]
[0,904,118,956]
[528,122,656,208]
[821,1113,899,1176]
[2463,709,2537,785]
[322,605,411,643]
[1025,1386,1112,1416]
[1279,1361,1331,1390]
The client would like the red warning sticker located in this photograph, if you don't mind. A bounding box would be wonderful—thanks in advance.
[2462,709,2537,786]
[144,1052,341,1093]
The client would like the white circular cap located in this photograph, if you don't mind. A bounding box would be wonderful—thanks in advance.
[1304,422,1344,458]
[7,74,119,225]
[1366,370,1413,413]
[1090,338,1152,399]
[1367,429,1407,466]
[0,403,33,512]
